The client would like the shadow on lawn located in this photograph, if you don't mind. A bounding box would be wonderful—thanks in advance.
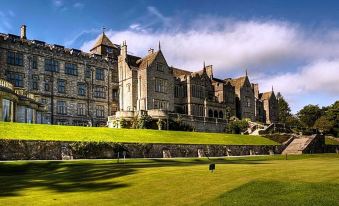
[0,158,268,197]
[204,180,339,206]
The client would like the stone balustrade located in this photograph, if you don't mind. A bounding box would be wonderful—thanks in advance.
[0,79,14,91]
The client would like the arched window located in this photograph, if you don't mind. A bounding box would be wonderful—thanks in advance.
[208,109,213,117]
[219,111,223,119]
[214,110,218,118]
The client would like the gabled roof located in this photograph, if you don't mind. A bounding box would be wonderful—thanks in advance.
[137,51,160,70]
[126,54,142,68]
[228,76,247,89]
[90,32,116,50]
[260,91,273,100]
[172,67,192,77]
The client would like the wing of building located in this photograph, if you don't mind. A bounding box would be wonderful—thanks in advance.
[0,25,279,131]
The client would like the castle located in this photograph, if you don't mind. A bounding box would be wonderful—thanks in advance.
[0,25,278,131]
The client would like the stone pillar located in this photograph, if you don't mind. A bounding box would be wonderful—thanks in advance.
[162,149,171,158]
[249,149,254,155]
[197,149,205,158]
[61,143,73,160]
[269,149,274,155]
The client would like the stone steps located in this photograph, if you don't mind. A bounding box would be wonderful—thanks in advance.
[282,137,311,155]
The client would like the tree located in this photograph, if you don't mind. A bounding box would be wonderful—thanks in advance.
[225,120,249,134]
[276,92,291,123]
[297,104,322,128]
[321,101,339,136]
[314,116,334,134]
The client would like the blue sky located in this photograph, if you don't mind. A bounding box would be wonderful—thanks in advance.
[1,0,338,113]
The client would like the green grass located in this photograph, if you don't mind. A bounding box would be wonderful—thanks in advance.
[325,137,339,145]
[0,154,338,206]
[0,122,278,145]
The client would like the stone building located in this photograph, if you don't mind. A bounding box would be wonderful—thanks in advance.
[0,25,278,130]
[0,25,118,126]
[0,78,45,123]
[110,41,279,132]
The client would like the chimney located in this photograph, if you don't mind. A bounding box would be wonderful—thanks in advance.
[148,48,154,54]
[20,25,27,39]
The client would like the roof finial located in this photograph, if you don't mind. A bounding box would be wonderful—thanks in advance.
[272,85,274,92]
[158,41,161,51]
[203,61,206,72]
[102,26,106,34]
[245,69,248,76]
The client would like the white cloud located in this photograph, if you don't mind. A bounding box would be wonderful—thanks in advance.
[79,12,339,112]
[73,2,84,9]
[52,0,63,7]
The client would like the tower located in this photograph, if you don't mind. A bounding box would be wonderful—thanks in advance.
[90,30,119,58]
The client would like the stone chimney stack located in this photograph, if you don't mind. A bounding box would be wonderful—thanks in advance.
[148,48,154,54]
[20,25,27,39]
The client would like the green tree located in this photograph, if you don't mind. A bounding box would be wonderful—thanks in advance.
[313,116,334,134]
[276,92,291,123]
[297,104,322,128]
[225,120,249,134]
[322,101,339,136]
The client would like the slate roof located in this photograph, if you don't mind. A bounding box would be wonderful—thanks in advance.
[260,91,273,100]
[91,32,116,50]
[172,67,192,77]
[137,51,160,70]
[228,76,247,89]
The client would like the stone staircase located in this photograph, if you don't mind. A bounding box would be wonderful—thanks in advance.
[282,135,323,155]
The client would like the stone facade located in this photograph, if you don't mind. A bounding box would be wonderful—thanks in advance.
[112,42,279,131]
[0,26,119,126]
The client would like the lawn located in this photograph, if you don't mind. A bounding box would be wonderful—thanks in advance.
[0,122,278,145]
[0,154,338,206]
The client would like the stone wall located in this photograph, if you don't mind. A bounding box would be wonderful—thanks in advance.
[0,139,282,160]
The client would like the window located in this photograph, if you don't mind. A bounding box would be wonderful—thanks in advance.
[153,99,168,110]
[45,58,59,72]
[219,111,223,119]
[106,47,113,53]
[208,109,213,117]
[65,63,78,75]
[112,89,118,101]
[156,63,164,72]
[57,101,67,114]
[96,105,105,117]
[94,86,106,98]
[246,98,251,107]
[127,83,131,92]
[44,81,50,91]
[192,85,204,98]
[77,103,86,116]
[57,79,66,93]
[85,67,91,78]
[78,83,86,96]
[32,56,38,69]
[2,99,12,122]
[112,73,118,82]
[155,78,166,93]
[31,75,39,90]
[96,68,105,80]
[7,51,23,66]
[6,72,24,87]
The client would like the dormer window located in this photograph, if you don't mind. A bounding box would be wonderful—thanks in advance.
[106,47,113,53]
[156,63,164,72]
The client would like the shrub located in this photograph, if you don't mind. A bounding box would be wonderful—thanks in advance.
[225,120,249,134]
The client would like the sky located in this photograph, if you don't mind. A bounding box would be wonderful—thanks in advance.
[0,0,338,113]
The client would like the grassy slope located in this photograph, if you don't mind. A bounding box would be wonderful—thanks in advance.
[0,122,278,145]
[0,154,338,206]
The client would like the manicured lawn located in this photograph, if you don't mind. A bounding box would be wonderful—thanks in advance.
[0,154,338,206]
[0,122,278,145]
